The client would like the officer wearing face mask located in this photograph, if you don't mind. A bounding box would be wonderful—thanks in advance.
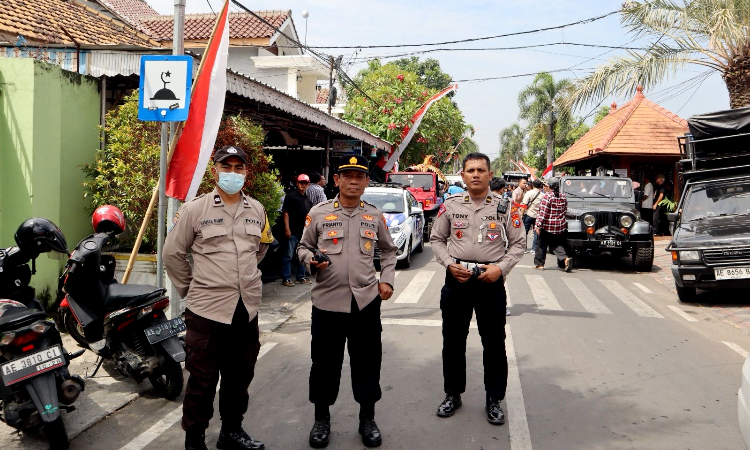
[164,145,274,450]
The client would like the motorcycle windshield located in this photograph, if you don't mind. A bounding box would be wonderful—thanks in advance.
[0,299,27,316]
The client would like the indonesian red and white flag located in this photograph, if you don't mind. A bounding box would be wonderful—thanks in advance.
[166,0,230,201]
[379,84,458,172]
[542,162,554,179]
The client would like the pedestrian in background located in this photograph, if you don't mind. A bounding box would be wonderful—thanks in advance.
[298,155,397,449]
[281,174,312,287]
[652,174,666,236]
[521,179,543,253]
[431,153,525,426]
[164,146,273,450]
[444,181,466,199]
[640,174,654,225]
[534,177,573,272]
[490,177,506,196]
[307,172,328,206]
[512,178,527,204]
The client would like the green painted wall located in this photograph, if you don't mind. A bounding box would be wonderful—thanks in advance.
[0,58,100,305]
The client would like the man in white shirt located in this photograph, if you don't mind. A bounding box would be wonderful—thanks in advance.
[640,174,654,225]
[521,179,544,252]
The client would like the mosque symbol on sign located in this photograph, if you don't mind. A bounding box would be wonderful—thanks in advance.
[150,71,179,101]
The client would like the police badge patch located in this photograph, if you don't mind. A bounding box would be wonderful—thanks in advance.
[487,232,499,241]
[437,204,446,218]
[455,230,464,239]
[305,215,312,227]
[513,218,521,228]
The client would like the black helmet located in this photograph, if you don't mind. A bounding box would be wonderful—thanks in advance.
[14,218,68,257]
[547,177,560,190]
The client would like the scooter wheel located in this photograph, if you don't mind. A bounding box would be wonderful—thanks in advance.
[43,417,69,450]
[149,358,184,400]
[63,311,89,349]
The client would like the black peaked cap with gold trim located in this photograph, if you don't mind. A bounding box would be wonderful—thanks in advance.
[336,154,369,173]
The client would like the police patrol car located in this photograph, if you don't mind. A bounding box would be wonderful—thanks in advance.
[362,183,425,268]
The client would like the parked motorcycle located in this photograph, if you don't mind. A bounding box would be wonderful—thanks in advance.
[1,218,86,450]
[58,206,185,400]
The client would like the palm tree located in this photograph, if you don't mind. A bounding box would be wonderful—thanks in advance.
[518,73,574,166]
[571,0,750,109]
[498,123,526,172]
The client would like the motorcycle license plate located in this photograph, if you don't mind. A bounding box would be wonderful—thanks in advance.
[144,318,186,345]
[1,345,64,386]
[714,267,750,280]
[601,239,622,249]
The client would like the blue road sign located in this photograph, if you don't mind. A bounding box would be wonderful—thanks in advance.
[138,55,193,122]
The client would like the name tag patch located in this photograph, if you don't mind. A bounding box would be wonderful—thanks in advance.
[200,218,224,226]
[323,221,344,228]
[244,218,262,227]
[360,221,377,229]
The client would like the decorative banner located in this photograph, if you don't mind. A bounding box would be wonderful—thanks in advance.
[518,160,537,181]
[165,0,230,201]
[379,84,458,172]
[542,162,554,179]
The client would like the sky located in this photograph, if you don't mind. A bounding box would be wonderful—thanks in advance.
[149,0,730,160]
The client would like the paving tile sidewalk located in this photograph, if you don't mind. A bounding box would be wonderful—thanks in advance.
[649,236,750,334]
[0,280,312,448]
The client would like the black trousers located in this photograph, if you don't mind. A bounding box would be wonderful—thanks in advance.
[640,207,653,226]
[309,297,382,406]
[653,205,666,234]
[534,230,568,267]
[182,300,260,432]
[440,272,508,400]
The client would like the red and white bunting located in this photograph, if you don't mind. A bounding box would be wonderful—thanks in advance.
[542,162,554,179]
[379,84,458,172]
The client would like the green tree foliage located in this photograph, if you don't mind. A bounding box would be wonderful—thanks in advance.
[344,60,467,167]
[593,105,611,124]
[518,72,574,166]
[525,118,590,173]
[570,0,750,109]
[496,123,526,173]
[391,57,453,91]
[83,90,282,252]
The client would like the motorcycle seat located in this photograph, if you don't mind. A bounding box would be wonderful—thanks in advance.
[103,284,166,312]
[0,308,47,332]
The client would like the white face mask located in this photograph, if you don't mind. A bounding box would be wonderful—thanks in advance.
[217,172,245,194]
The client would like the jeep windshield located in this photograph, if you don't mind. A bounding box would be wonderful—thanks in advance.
[682,181,750,222]
[388,174,434,190]
[361,192,404,213]
[562,179,633,199]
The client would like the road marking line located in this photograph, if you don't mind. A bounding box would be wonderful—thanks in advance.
[394,270,435,303]
[506,324,532,450]
[381,318,477,329]
[723,341,748,358]
[516,265,534,269]
[506,287,512,307]
[599,280,664,318]
[562,278,612,314]
[633,282,653,294]
[525,274,562,311]
[667,305,698,322]
[119,342,278,450]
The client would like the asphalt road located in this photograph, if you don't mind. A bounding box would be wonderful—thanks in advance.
[5,243,750,450]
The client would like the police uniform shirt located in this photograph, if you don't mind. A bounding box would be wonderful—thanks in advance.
[163,188,274,324]
[297,196,397,313]
[430,191,526,276]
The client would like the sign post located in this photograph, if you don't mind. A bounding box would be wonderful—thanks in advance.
[138,55,192,288]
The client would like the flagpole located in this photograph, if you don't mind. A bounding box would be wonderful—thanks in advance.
[122,0,230,284]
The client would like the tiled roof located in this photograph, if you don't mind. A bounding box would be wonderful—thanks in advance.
[316,88,329,104]
[96,0,159,34]
[554,86,688,167]
[140,11,290,41]
[0,0,159,47]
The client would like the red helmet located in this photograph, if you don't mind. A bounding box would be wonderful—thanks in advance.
[92,205,126,235]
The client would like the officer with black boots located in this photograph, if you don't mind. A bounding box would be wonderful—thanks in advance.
[298,155,397,448]
[430,153,526,425]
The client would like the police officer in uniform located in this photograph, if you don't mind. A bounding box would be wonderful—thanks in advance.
[297,155,397,448]
[164,146,274,450]
[430,152,526,425]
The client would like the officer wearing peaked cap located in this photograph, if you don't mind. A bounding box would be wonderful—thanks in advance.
[430,152,526,426]
[297,154,397,448]
[164,145,273,450]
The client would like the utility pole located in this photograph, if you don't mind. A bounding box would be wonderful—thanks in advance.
[163,0,186,319]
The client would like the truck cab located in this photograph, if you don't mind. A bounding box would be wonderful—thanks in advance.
[668,106,750,302]
[385,172,444,238]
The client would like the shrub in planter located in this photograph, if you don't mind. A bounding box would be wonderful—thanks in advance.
[83,90,283,252]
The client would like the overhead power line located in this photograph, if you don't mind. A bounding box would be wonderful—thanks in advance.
[291,11,620,49]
